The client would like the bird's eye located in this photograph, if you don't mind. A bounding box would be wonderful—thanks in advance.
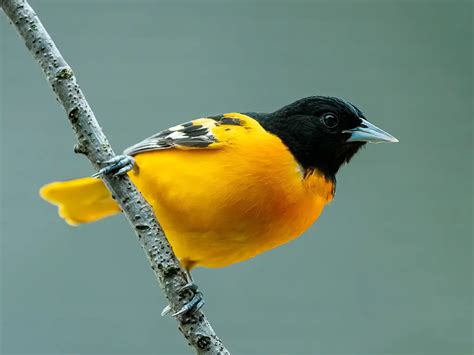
[322,113,339,128]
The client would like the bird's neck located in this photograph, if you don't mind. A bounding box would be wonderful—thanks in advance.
[248,112,342,181]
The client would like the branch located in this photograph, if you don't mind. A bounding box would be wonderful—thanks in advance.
[0,1,229,353]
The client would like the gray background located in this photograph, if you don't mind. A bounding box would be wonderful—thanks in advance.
[1,0,472,354]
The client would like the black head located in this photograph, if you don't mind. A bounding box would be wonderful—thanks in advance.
[256,96,397,181]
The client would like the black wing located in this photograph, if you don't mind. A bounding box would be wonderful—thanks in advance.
[123,116,246,156]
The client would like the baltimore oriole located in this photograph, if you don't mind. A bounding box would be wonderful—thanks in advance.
[40,96,397,314]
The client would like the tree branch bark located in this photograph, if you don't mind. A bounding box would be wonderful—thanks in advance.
[0,1,229,353]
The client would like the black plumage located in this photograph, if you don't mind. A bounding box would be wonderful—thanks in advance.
[250,96,366,181]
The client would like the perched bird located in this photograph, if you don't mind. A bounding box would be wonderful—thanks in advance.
[40,96,397,313]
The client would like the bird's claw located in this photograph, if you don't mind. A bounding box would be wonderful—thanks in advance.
[161,282,205,317]
[92,155,135,178]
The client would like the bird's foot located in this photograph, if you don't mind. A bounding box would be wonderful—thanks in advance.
[92,155,135,177]
[161,282,205,317]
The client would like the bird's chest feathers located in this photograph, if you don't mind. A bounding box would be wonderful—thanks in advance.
[251,165,334,238]
[198,154,335,266]
[220,136,335,247]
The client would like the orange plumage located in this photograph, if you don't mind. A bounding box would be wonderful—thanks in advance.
[40,97,397,270]
[40,113,334,269]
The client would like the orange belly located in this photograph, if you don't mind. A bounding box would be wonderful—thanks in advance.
[130,131,334,268]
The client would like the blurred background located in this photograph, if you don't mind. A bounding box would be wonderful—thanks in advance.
[1,1,472,354]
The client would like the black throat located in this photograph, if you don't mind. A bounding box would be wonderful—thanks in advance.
[246,111,364,182]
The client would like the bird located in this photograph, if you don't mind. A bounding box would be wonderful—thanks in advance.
[40,96,397,315]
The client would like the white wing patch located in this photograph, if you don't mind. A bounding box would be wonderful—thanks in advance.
[123,119,218,156]
[123,115,246,156]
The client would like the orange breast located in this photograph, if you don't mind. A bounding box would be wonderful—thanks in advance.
[129,121,334,268]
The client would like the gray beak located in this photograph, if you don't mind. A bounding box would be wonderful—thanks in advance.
[343,118,399,143]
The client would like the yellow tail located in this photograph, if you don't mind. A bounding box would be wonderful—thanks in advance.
[39,177,121,225]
